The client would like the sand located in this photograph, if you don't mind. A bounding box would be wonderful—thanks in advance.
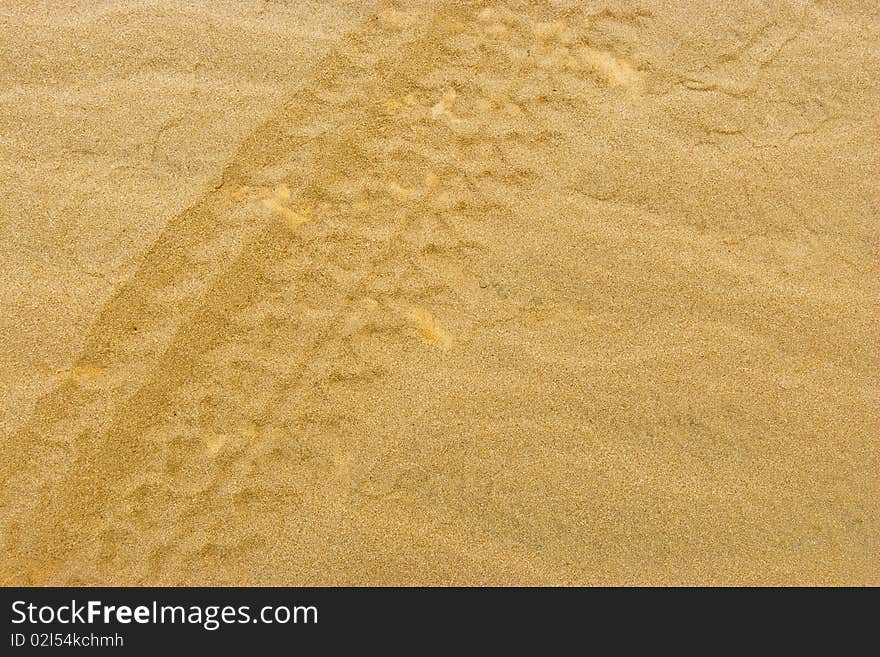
[0,0,877,586]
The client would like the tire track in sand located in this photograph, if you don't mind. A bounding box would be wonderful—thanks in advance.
[1,2,454,584]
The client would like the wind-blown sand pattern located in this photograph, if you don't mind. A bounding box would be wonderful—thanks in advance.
[1,1,878,585]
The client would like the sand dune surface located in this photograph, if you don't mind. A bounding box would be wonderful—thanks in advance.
[1,1,877,585]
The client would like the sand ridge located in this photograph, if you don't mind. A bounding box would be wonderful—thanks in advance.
[1,1,878,585]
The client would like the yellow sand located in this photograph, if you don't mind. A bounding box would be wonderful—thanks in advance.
[1,1,877,585]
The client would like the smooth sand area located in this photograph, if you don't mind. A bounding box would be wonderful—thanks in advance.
[1,1,877,585]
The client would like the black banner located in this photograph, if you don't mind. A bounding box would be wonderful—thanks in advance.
[0,587,870,651]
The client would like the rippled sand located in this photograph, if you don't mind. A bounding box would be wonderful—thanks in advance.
[1,1,877,585]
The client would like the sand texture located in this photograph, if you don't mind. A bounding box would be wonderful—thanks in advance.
[1,1,877,585]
